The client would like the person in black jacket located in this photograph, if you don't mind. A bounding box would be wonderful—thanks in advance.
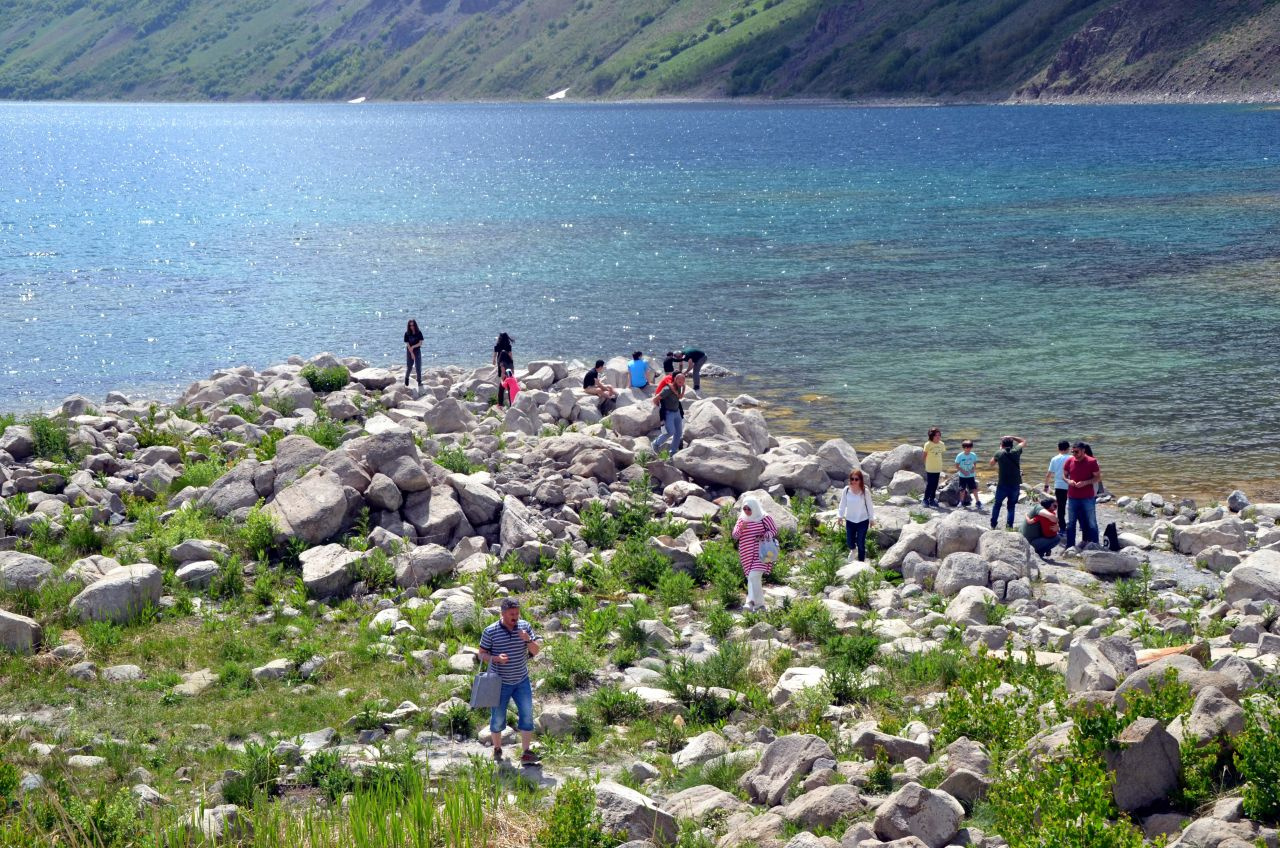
[404,319,424,391]
[492,332,514,406]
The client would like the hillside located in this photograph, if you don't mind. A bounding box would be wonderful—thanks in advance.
[0,0,1277,101]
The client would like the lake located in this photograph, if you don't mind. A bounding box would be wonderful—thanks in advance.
[2,101,1278,499]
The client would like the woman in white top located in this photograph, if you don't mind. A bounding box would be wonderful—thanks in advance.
[837,469,876,561]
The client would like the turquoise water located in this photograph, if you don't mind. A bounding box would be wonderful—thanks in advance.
[2,102,1279,497]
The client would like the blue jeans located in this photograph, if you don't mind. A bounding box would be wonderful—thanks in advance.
[653,409,683,455]
[1066,497,1099,548]
[1029,536,1056,558]
[404,348,422,385]
[845,519,869,561]
[489,676,534,733]
[990,484,1019,528]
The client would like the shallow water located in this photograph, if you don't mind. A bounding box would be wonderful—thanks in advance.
[2,102,1278,500]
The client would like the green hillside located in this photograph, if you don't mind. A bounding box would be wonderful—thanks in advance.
[0,0,1276,101]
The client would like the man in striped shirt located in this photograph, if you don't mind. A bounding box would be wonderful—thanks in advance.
[478,597,542,765]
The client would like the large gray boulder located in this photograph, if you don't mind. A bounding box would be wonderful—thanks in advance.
[934,552,989,598]
[0,425,34,460]
[660,785,752,823]
[272,435,329,494]
[299,544,359,599]
[846,724,930,763]
[816,439,860,481]
[977,530,1036,577]
[740,734,834,807]
[780,783,867,829]
[69,564,163,624]
[0,552,54,592]
[499,495,540,551]
[593,780,677,844]
[394,544,456,588]
[758,454,829,495]
[1183,685,1245,747]
[870,444,926,488]
[935,511,987,558]
[1174,518,1248,556]
[422,398,475,434]
[447,474,504,526]
[873,783,964,848]
[671,438,765,491]
[1081,550,1140,577]
[1117,654,1239,702]
[264,468,352,545]
[672,731,729,771]
[1103,718,1181,812]
[197,459,269,517]
[1066,637,1138,693]
[610,402,660,438]
[409,488,464,546]
[945,585,998,627]
[1222,550,1280,605]
[682,399,738,442]
[0,610,42,653]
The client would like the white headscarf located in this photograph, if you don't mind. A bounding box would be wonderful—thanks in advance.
[741,495,765,523]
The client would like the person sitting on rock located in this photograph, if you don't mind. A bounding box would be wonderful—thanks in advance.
[478,598,542,766]
[1022,497,1060,560]
[582,359,618,412]
[627,350,653,392]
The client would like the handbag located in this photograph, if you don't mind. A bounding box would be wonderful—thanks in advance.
[758,538,780,565]
[469,658,502,709]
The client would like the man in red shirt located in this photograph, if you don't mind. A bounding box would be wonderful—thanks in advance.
[1064,441,1101,549]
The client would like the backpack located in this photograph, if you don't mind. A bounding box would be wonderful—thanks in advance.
[1102,522,1121,551]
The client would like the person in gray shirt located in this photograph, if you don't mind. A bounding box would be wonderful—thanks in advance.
[478,597,542,765]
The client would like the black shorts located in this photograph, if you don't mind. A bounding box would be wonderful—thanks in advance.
[958,477,977,491]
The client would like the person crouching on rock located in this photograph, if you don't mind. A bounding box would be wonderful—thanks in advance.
[733,495,778,612]
[1022,497,1060,560]
[652,372,686,457]
[478,598,542,766]
[501,369,521,408]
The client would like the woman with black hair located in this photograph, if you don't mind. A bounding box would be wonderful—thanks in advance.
[493,332,514,406]
[404,319,424,391]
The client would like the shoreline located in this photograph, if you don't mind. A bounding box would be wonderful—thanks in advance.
[2,354,1268,505]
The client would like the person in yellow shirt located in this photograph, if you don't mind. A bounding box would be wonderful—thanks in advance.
[922,427,946,508]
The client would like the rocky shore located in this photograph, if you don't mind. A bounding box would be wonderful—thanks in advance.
[0,351,1278,848]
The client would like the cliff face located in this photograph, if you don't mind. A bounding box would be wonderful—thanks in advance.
[0,0,1275,101]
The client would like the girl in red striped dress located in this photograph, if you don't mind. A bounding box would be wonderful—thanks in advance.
[732,495,778,612]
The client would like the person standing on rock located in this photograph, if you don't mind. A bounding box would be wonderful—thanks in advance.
[1044,440,1071,521]
[988,435,1026,530]
[837,469,876,561]
[652,372,686,456]
[680,346,707,391]
[478,597,542,766]
[733,495,778,612]
[1064,441,1102,550]
[582,360,618,412]
[627,350,654,392]
[403,319,424,392]
[493,333,514,406]
[1022,497,1060,560]
[954,440,980,509]
[922,428,946,508]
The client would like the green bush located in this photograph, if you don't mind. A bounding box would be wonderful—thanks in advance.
[580,500,618,549]
[300,363,349,392]
[699,540,744,608]
[63,513,106,557]
[222,741,279,806]
[536,779,621,848]
[352,548,396,593]
[581,606,618,648]
[439,699,478,738]
[297,416,346,450]
[656,569,696,607]
[0,412,15,438]
[241,502,277,560]
[171,457,228,491]
[0,761,18,806]
[545,581,583,614]
[1236,696,1280,821]
[612,535,671,589]
[866,747,893,794]
[301,749,357,801]
[800,538,844,593]
[254,428,285,460]
[588,685,645,725]
[209,556,246,600]
[706,605,734,641]
[434,444,482,474]
[541,638,598,692]
[785,598,835,643]
[25,414,73,461]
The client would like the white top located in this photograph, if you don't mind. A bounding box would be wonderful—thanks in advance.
[837,486,874,523]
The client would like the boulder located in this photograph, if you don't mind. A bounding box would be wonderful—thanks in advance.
[610,402,660,438]
[499,495,540,551]
[536,704,578,737]
[1081,550,1140,577]
[0,552,54,592]
[197,459,266,517]
[410,488,465,546]
[935,511,987,558]
[1103,718,1181,812]
[0,610,42,653]
[170,539,230,565]
[0,425,34,460]
[879,524,938,572]
[871,444,926,488]
[1174,519,1248,556]
[661,784,751,823]
[382,455,431,493]
[671,439,765,491]
[193,804,253,842]
[816,439,860,481]
[394,545,456,588]
[272,435,329,493]
[873,783,964,848]
[1117,655,1239,703]
[889,470,927,497]
[64,555,121,586]
[594,780,678,844]
[934,553,989,598]
[977,530,1036,577]
[945,585,998,627]
[69,564,163,624]
[846,725,930,763]
[1067,637,1138,693]
[364,473,403,512]
[174,561,221,590]
[683,400,738,442]
[673,731,730,770]
[351,367,396,390]
[759,455,830,495]
[298,544,360,599]
[740,734,834,807]
[264,468,351,546]
[447,474,504,526]
[770,667,827,706]
[423,398,475,434]
[738,489,800,534]
[1183,686,1245,746]
[780,783,867,829]
[1222,550,1280,606]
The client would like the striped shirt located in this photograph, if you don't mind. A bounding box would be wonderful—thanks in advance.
[733,515,778,575]
[479,618,538,684]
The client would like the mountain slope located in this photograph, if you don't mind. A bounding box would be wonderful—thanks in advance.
[0,0,1276,101]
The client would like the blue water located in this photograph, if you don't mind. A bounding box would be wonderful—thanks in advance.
[2,102,1279,497]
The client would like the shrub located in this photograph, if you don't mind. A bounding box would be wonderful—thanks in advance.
[582,606,618,648]
[301,749,357,801]
[1111,562,1153,613]
[352,548,396,593]
[26,414,73,461]
[296,416,346,450]
[706,605,734,641]
[1236,696,1280,821]
[700,540,744,608]
[241,502,276,560]
[300,363,349,393]
[866,747,893,794]
[786,598,835,643]
[254,428,285,460]
[612,535,671,589]
[63,513,106,557]
[171,457,227,491]
[580,500,618,549]
[0,412,15,438]
[545,581,583,614]
[824,629,882,674]
[541,638,597,692]
[657,570,695,607]
[434,444,482,474]
[439,700,477,738]
[222,741,279,806]
[536,778,621,848]
[209,556,246,600]
[801,539,844,593]
[589,685,645,725]
[0,761,18,806]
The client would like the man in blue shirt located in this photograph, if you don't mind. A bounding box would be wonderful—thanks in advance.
[627,350,653,391]
[1044,440,1071,533]
[478,598,542,765]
